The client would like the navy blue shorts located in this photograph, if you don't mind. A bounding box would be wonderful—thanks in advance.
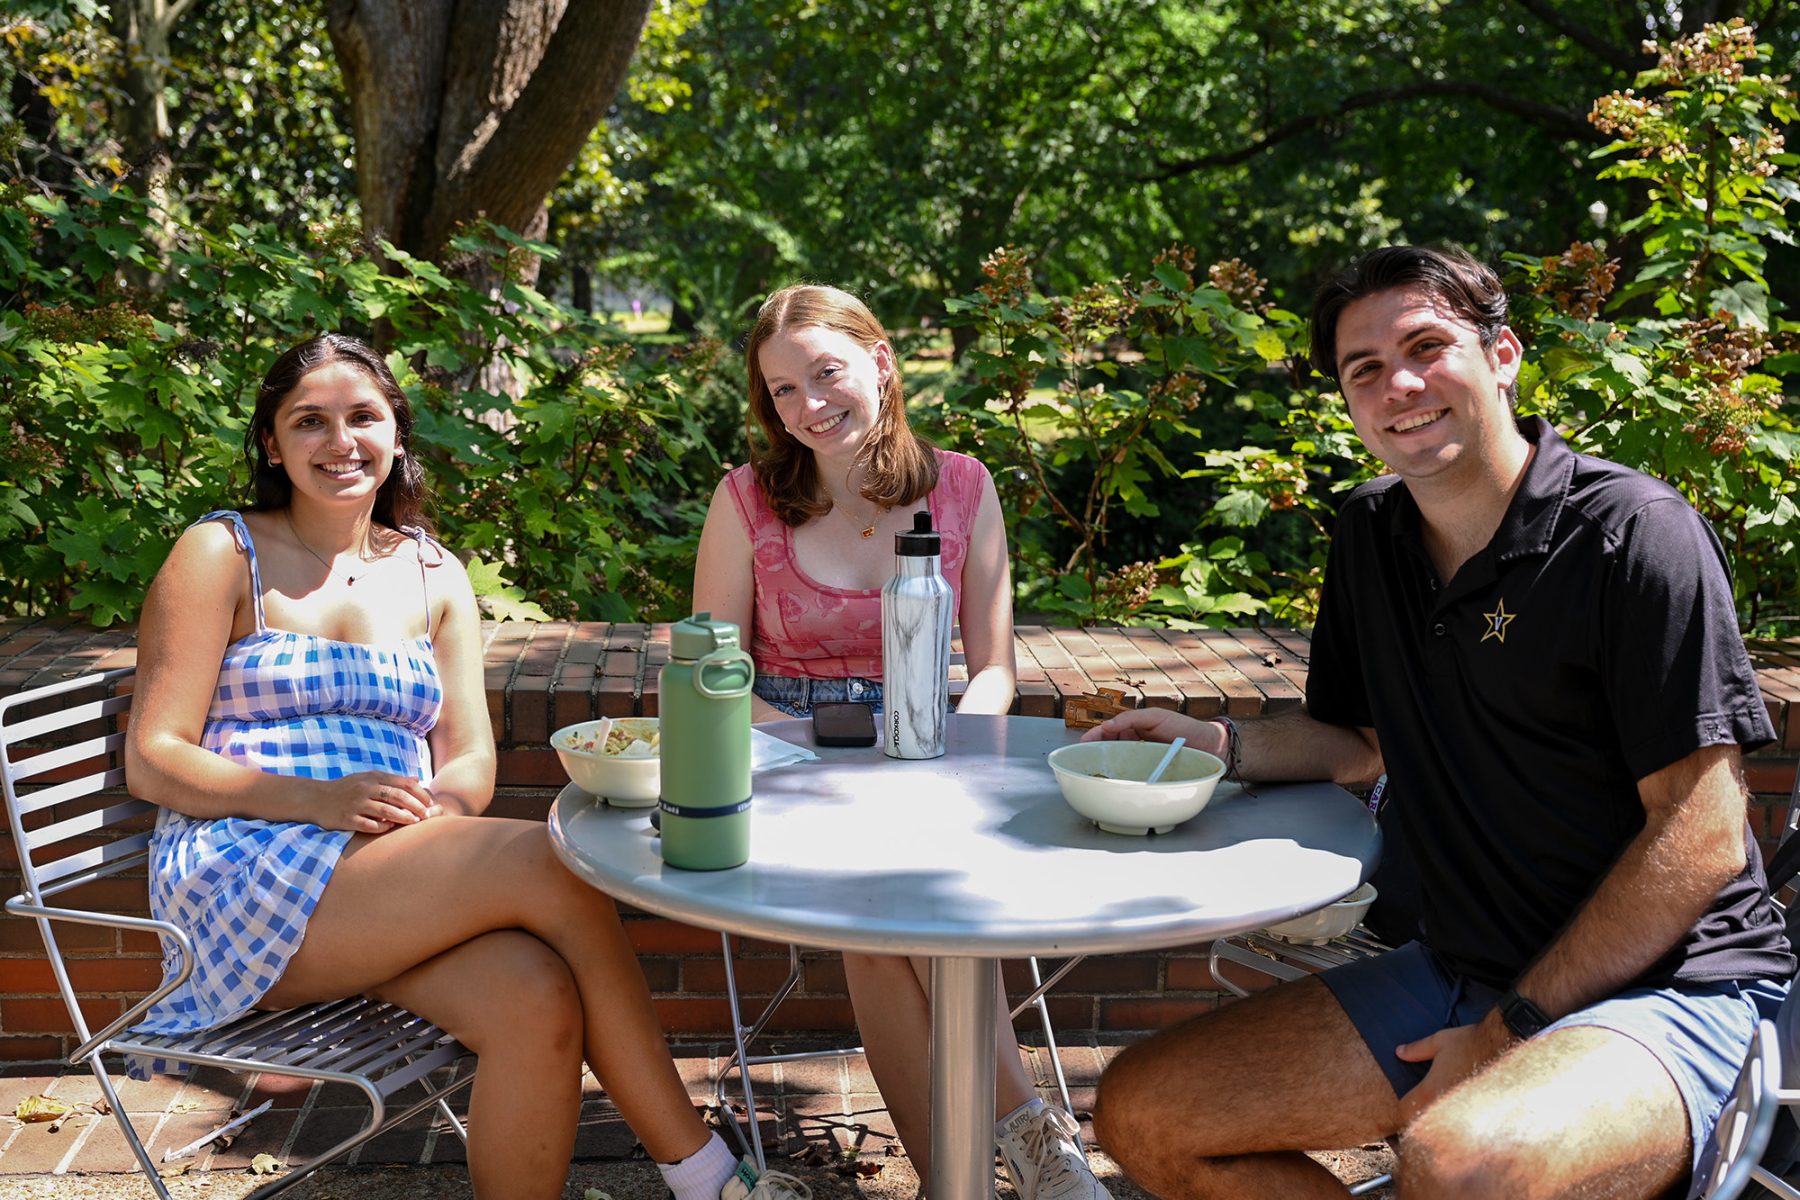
[1320,940,1787,1197]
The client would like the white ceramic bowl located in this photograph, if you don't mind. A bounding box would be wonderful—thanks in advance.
[1262,882,1379,945]
[1045,741,1226,835]
[552,717,661,807]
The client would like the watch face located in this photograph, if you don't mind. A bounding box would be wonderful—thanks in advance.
[1502,991,1550,1038]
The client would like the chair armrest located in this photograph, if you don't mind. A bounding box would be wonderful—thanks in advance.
[5,897,195,1064]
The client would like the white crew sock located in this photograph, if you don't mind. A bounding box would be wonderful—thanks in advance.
[658,1131,742,1200]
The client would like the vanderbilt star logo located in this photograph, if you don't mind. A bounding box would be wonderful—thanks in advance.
[1481,599,1517,644]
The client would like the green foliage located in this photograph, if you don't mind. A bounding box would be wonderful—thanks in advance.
[1506,20,1800,628]
[599,0,1800,334]
[940,247,1364,626]
[0,186,728,625]
[1,1,352,227]
[939,19,1799,631]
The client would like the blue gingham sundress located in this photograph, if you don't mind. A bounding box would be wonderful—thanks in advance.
[130,510,442,1067]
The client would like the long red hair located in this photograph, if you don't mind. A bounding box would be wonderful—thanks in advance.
[744,285,939,527]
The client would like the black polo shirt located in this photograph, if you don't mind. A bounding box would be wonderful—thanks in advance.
[1307,417,1793,990]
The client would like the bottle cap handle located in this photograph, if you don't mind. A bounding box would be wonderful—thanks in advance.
[692,647,755,698]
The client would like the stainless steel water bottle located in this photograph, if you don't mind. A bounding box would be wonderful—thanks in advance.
[882,511,952,759]
[658,612,755,869]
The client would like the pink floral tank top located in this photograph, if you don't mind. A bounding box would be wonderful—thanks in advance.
[723,449,990,679]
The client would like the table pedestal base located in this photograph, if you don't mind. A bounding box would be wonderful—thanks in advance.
[931,956,999,1200]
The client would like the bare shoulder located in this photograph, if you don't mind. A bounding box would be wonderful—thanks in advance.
[160,517,246,584]
[142,516,250,642]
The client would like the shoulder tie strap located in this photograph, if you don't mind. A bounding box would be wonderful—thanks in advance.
[192,510,266,632]
[402,526,442,638]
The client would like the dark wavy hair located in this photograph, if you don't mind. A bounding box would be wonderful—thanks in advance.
[1309,245,1509,385]
[244,333,430,531]
[744,284,939,527]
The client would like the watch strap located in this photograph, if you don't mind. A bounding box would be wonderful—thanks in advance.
[1497,988,1552,1040]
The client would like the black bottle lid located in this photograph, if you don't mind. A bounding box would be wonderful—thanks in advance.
[894,510,940,556]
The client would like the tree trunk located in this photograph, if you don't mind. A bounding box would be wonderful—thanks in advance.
[108,0,200,282]
[572,264,593,314]
[327,0,652,270]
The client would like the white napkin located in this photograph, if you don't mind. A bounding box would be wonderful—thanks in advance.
[751,728,818,773]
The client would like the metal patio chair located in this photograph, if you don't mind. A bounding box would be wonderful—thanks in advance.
[1699,771,1800,1198]
[1701,1018,1800,1200]
[1,667,473,1199]
[713,932,1086,1172]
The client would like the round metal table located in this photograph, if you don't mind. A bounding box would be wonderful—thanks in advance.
[548,714,1379,1200]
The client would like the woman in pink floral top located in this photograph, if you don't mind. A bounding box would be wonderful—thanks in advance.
[695,285,1015,721]
[695,286,1110,1200]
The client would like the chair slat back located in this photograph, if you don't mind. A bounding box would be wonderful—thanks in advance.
[7,730,127,796]
[35,833,155,892]
[0,667,142,905]
[3,690,132,748]
[19,765,131,822]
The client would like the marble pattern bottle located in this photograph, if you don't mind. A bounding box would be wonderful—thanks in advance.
[882,511,952,759]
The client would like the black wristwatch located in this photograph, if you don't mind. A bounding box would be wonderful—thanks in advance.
[1497,988,1552,1040]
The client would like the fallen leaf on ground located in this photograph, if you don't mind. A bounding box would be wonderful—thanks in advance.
[157,1162,192,1179]
[16,1095,72,1122]
[839,1157,884,1178]
[249,1153,283,1175]
[584,1189,612,1200]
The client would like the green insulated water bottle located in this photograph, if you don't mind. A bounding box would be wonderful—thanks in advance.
[657,612,755,870]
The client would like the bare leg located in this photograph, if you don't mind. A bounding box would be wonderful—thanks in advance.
[842,951,1039,1180]
[1399,1024,1687,1199]
[263,816,711,1167]
[1095,977,1398,1200]
[364,931,585,1200]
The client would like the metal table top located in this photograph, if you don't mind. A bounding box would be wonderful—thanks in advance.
[548,714,1379,958]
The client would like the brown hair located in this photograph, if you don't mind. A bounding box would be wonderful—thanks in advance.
[244,333,431,532]
[1309,245,1509,385]
[744,284,939,527]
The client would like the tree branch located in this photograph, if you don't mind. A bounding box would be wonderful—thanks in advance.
[1140,80,1605,183]
[422,0,652,256]
[161,0,205,30]
[1510,0,1651,75]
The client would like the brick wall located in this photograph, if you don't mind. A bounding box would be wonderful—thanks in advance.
[4,617,1797,1062]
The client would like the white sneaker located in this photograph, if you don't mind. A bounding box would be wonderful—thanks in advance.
[996,1102,1113,1200]
[720,1156,813,1200]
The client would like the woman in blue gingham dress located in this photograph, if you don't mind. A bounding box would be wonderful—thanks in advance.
[134,507,441,1040]
[125,335,787,1200]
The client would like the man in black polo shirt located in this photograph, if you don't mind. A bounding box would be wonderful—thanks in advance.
[1085,245,1793,1199]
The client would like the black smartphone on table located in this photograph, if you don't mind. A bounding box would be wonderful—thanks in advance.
[812,701,878,747]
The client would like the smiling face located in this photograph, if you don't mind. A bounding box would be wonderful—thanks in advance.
[262,360,402,504]
[1334,284,1523,490]
[755,323,893,464]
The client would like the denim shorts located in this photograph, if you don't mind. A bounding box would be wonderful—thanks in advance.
[753,674,883,718]
[1320,939,1788,1196]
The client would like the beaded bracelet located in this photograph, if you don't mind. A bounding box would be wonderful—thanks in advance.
[1209,715,1243,782]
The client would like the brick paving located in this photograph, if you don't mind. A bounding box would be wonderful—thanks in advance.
[0,1036,1131,1180]
[6,616,1797,780]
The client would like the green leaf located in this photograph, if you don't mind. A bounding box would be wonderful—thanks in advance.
[1709,282,1770,331]
[1540,347,1596,381]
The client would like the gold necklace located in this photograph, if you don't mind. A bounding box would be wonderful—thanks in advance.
[835,497,889,539]
[286,509,373,586]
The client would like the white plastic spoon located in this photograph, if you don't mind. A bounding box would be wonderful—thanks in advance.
[1144,736,1186,784]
